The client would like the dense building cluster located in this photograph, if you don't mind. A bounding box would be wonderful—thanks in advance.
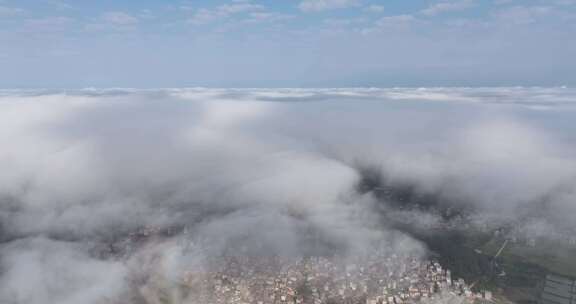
[174,252,479,304]
[101,226,492,304]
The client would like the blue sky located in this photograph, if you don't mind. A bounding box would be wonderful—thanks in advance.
[0,0,575,88]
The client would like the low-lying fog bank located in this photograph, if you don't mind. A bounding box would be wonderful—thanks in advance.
[1,87,575,303]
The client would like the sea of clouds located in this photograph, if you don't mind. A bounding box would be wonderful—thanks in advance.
[0,87,575,303]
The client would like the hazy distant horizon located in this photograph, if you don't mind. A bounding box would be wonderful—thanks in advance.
[1,85,574,90]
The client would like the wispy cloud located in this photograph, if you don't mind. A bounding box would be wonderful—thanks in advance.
[23,16,74,33]
[100,11,139,25]
[492,5,553,25]
[362,14,416,33]
[298,0,360,12]
[0,5,25,17]
[84,11,139,32]
[45,0,73,10]
[187,1,264,25]
[365,4,385,13]
[420,0,475,16]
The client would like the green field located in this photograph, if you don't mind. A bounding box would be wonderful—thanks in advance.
[480,238,576,279]
[394,222,576,304]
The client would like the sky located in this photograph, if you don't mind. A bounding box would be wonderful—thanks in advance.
[1,0,575,88]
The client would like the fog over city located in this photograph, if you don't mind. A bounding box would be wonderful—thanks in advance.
[0,87,575,303]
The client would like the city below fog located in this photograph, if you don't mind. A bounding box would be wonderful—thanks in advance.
[1,87,575,304]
